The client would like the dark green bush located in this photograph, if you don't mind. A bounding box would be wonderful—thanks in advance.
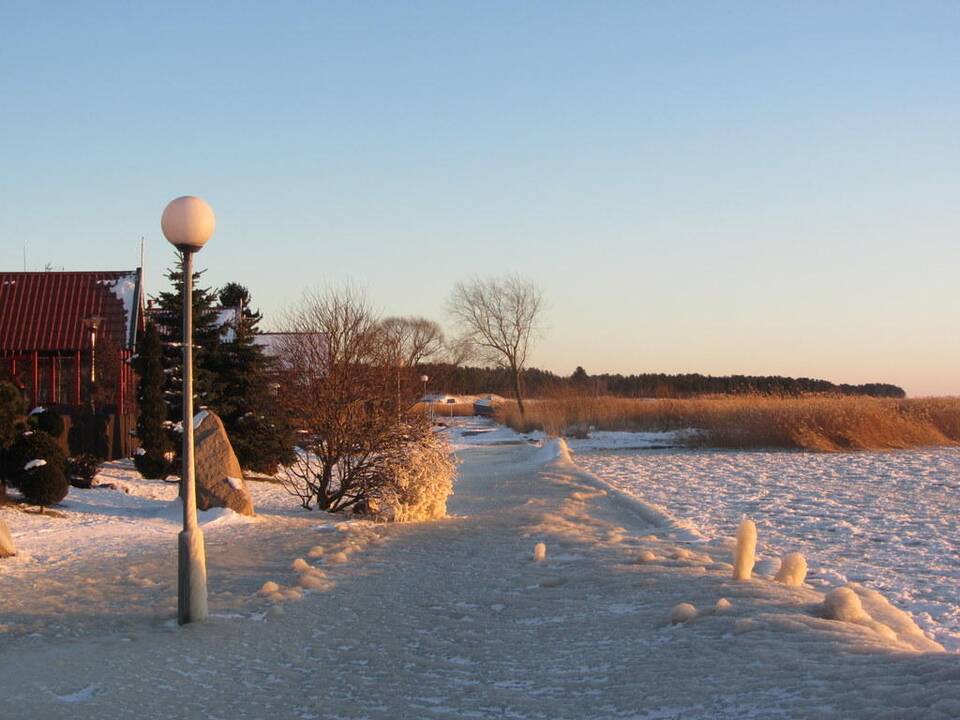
[7,432,68,489]
[133,447,174,480]
[67,453,101,488]
[19,460,69,506]
[34,408,65,439]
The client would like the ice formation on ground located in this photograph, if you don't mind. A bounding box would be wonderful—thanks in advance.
[775,552,808,587]
[575,442,960,651]
[732,517,757,580]
[670,602,698,624]
[533,542,547,562]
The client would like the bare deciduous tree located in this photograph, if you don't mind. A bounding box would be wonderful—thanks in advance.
[448,276,543,416]
[377,316,446,368]
[275,286,448,516]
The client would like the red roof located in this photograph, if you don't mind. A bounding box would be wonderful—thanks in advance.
[0,271,143,353]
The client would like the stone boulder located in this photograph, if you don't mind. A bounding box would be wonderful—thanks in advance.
[0,518,16,558]
[193,410,255,516]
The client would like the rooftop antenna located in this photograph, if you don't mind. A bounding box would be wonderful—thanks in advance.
[23,241,26,271]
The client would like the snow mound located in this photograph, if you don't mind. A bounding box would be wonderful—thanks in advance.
[531,438,574,466]
[259,581,280,595]
[774,552,808,587]
[715,598,733,613]
[670,603,698,625]
[851,583,944,653]
[298,573,330,591]
[823,586,869,622]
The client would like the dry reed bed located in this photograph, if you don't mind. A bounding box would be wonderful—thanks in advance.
[496,395,960,451]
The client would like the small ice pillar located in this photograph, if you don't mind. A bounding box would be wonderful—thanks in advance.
[732,518,757,580]
[533,542,547,562]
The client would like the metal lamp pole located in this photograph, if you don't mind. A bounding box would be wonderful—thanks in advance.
[161,195,216,625]
[420,374,430,422]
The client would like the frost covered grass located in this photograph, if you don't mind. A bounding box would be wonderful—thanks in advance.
[498,394,960,451]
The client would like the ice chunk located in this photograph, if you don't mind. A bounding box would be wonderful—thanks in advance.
[670,603,698,625]
[774,552,808,587]
[822,587,869,622]
[259,581,280,595]
[732,517,757,580]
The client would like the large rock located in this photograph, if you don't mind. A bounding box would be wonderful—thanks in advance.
[193,410,255,516]
[0,518,16,558]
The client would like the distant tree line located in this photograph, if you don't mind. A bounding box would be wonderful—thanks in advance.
[417,363,905,399]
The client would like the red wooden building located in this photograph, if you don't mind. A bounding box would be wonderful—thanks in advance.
[0,270,144,414]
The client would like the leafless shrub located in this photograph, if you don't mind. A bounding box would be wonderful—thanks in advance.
[275,285,453,515]
[370,428,456,522]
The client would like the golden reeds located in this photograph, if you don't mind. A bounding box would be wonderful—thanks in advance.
[495,395,960,451]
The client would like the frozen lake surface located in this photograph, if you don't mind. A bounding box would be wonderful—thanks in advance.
[574,446,960,652]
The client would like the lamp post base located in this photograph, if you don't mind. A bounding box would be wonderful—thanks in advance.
[177,527,209,625]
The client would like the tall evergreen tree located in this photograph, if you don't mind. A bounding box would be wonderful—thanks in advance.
[132,322,172,478]
[0,380,27,499]
[152,253,222,422]
[210,283,294,473]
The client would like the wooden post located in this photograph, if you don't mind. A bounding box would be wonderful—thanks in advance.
[50,355,58,404]
[31,351,39,407]
[118,350,126,414]
[74,350,82,405]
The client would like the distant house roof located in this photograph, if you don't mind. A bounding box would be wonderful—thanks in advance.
[0,270,143,352]
[216,307,241,343]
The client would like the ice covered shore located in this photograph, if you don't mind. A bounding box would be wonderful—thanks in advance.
[1,429,959,719]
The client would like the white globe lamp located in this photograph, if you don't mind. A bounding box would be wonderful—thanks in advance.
[161,196,216,252]
[161,195,214,625]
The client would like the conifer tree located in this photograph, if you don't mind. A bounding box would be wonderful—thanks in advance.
[210,283,294,473]
[152,253,222,422]
[132,322,171,478]
[0,380,27,498]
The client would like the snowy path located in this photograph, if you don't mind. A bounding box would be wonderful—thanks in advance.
[2,439,959,719]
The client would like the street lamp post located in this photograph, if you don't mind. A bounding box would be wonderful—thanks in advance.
[161,195,216,625]
[420,374,430,422]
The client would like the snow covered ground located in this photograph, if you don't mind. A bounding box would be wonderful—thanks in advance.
[2,423,959,718]
[0,461,313,639]
[573,445,960,653]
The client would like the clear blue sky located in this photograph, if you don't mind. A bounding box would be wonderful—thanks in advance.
[1,2,957,395]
